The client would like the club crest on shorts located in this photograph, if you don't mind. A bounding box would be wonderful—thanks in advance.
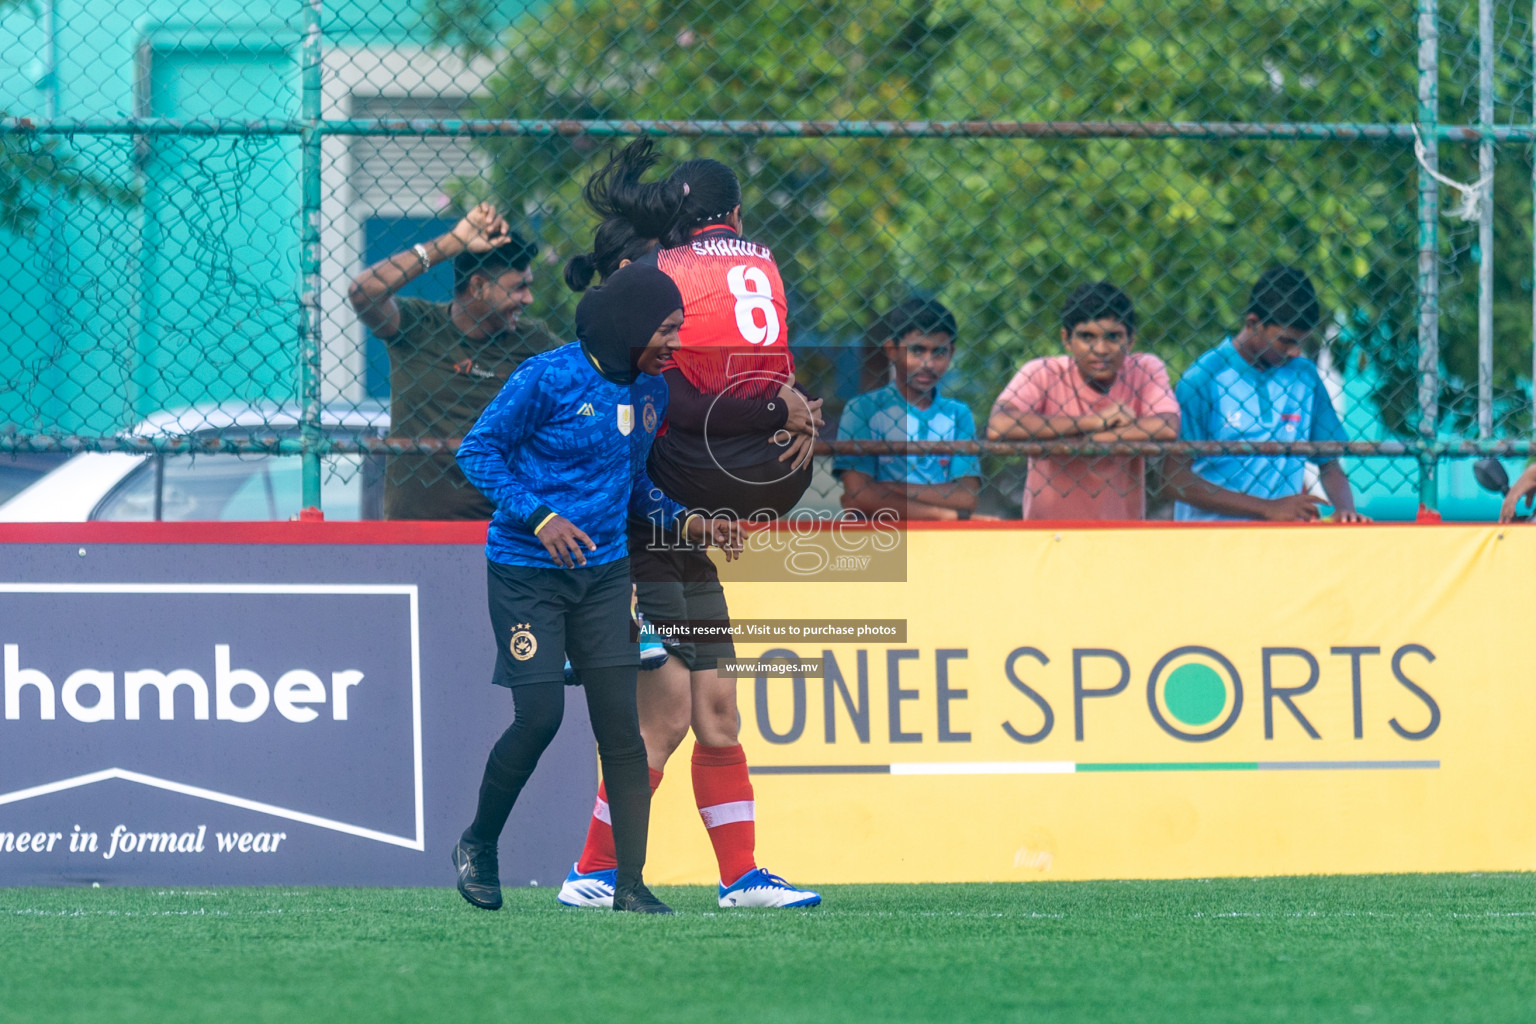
[509,623,537,662]
[642,399,658,434]
[617,404,634,436]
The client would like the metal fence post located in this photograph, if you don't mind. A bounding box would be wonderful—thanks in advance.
[39,0,66,433]
[1417,0,1440,510]
[1477,0,1494,440]
[298,0,324,513]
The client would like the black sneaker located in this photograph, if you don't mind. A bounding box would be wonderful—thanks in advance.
[452,836,502,911]
[612,881,674,914]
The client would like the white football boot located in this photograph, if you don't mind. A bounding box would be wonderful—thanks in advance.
[718,868,821,908]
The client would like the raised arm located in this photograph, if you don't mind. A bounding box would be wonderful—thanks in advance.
[348,203,514,337]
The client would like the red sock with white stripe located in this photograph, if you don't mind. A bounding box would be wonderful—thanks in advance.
[691,742,756,886]
[575,767,663,874]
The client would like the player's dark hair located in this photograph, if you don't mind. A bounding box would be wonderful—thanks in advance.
[661,158,742,247]
[1249,265,1321,331]
[1062,281,1136,334]
[563,218,660,292]
[881,297,958,345]
[582,139,686,241]
[453,231,538,295]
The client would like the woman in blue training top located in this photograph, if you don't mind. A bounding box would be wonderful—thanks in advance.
[452,263,740,915]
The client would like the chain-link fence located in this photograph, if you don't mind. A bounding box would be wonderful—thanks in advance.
[2,0,1536,523]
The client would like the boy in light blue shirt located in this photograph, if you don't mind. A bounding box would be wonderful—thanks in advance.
[1170,267,1369,523]
[836,298,981,520]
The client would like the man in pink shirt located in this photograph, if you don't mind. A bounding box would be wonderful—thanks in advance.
[987,282,1180,520]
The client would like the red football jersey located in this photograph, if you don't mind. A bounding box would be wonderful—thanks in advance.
[655,227,794,400]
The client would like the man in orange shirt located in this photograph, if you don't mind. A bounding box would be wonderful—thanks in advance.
[987,282,1180,520]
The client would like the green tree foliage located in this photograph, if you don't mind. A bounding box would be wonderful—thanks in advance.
[468,0,1533,435]
[0,132,140,236]
[0,0,139,237]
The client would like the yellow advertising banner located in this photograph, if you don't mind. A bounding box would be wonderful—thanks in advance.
[645,524,1536,884]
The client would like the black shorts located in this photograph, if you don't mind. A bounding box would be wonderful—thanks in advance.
[627,522,735,672]
[647,452,813,520]
[486,557,637,688]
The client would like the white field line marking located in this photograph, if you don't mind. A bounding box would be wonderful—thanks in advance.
[8,909,1532,927]
[1193,910,1536,919]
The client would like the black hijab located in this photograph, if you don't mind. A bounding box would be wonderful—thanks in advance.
[575,263,683,385]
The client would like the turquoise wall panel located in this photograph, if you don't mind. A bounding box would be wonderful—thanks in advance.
[0,0,532,433]
[137,37,299,420]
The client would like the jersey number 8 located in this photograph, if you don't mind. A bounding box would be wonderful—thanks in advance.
[726,264,781,347]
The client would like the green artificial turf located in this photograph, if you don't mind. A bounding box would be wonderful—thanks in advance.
[2,875,1533,1023]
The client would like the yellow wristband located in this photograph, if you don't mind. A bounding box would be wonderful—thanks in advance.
[533,512,559,535]
[683,513,702,538]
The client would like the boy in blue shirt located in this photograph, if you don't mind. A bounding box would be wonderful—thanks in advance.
[452,263,739,915]
[1169,267,1370,523]
[836,299,981,520]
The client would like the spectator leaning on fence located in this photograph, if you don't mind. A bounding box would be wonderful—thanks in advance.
[347,203,557,521]
[836,299,981,521]
[986,282,1180,520]
[1167,266,1369,523]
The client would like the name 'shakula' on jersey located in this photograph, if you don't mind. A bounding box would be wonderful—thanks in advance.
[655,228,794,400]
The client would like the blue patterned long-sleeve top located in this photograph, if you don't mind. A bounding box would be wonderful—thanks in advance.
[457,341,685,568]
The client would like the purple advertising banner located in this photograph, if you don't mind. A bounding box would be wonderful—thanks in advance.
[0,525,596,888]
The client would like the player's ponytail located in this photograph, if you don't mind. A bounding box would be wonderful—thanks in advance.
[582,139,686,240]
[564,217,661,293]
[563,251,598,292]
[661,158,741,248]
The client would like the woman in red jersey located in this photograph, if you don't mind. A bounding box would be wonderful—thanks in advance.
[641,159,822,517]
[558,143,824,910]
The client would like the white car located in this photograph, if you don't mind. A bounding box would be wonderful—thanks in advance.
[0,403,391,522]
[0,453,69,507]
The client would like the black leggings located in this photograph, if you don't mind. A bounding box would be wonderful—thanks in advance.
[466,666,651,888]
